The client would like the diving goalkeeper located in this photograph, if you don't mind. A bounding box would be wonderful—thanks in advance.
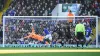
[24,27,51,44]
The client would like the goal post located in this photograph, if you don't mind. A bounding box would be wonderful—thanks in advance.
[2,16,99,48]
[96,16,98,48]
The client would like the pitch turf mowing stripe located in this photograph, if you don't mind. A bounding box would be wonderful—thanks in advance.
[0,50,100,54]
[0,52,100,56]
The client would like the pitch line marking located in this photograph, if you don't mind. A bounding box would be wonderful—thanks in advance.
[0,50,100,54]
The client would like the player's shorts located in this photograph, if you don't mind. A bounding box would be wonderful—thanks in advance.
[86,36,91,41]
[77,32,84,40]
[45,34,52,41]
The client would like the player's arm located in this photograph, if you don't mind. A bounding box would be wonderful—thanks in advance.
[32,27,35,33]
[24,33,32,38]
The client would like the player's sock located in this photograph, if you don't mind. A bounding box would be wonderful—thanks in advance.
[77,41,79,48]
[81,40,84,49]
[86,43,88,46]
[86,42,88,46]
[86,39,92,46]
[82,42,84,49]
[61,42,64,47]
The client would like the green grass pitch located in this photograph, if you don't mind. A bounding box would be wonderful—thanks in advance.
[0,52,100,56]
[0,47,100,56]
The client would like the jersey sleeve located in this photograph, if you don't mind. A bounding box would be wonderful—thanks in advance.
[25,33,33,38]
[32,27,35,33]
[83,24,85,36]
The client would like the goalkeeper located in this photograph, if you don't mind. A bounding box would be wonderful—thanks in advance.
[24,27,50,44]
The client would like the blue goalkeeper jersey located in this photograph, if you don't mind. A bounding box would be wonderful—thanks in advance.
[44,28,49,35]
[86,27,92,37]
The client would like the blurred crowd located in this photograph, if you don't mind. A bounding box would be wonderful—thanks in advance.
[3,0,100,17]
[78,0,100,16]
[4,0,57,16]
[0,0,6,11]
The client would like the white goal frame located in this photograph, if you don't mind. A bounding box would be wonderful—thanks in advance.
[3,16,99,48]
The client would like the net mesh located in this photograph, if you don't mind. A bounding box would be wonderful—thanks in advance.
[3,16,98,47]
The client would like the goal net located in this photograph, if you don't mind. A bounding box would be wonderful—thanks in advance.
[3,16,98,48]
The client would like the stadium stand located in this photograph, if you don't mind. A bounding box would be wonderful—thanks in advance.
[3,0,100,16]
[78,0,100,17]
[0,0,5,11]
[4,0,57,16]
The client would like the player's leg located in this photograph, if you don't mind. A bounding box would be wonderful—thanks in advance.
[76,32,80,48]
[48,34,52,41]
[80,38,85,49]
[76,39,79,48]
[42,39,49,44]
[60,41,64,47]
[34,34,50,45]
[31,34,44,42]
[85,37,89,46]
[44,34,52,44]
[86,36,92,46]
[80,32,85,49]
[68,34,72,44]
[61,38,65,47]
[44,34,48,39]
